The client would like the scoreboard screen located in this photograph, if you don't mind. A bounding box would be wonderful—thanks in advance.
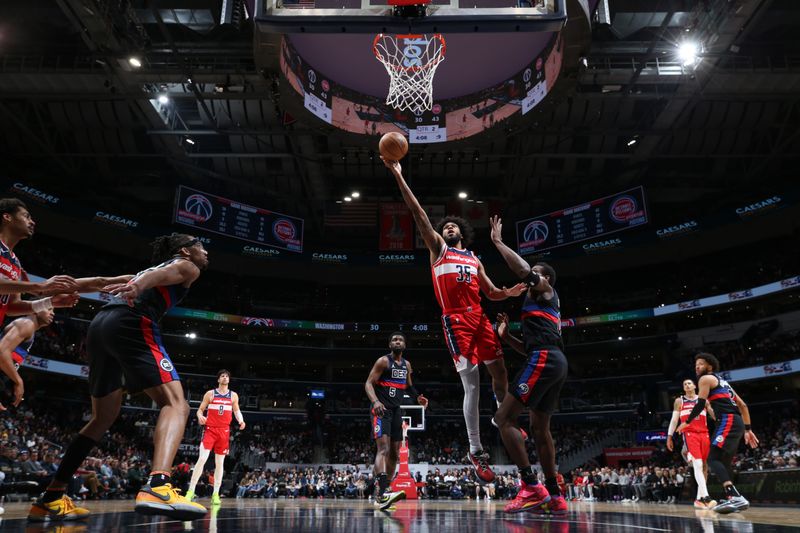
[174,186,304,253]
[516,187,647,255]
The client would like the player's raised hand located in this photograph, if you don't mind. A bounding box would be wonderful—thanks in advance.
[380,156,402,175]
[503,283,528,298]
[417,395,429,409]
[51,293,79,308]
[744,429,759,448]
[495,312,510,339]
[489,215,504,244]
[40,275,78,295]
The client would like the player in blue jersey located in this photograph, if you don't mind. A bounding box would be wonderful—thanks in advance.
[365,332,428,510]
[489,215,568,515]
[29,234,209,523]
[677,353,759,514]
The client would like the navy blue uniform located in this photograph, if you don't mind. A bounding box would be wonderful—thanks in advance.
[87,258,189,397]
[371,355,408,441]
[511,289,568,414]
[707,373,745,455]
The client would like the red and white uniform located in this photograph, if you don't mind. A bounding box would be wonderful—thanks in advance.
[0,239,24,325]
[202,389,234,455]
[431,244,503,371]
[679,395,710,461]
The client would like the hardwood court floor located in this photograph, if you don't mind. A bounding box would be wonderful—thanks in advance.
[1,498,798,532]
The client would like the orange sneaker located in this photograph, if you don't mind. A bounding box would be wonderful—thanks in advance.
[135,484,207,520]
[28,495,90,522]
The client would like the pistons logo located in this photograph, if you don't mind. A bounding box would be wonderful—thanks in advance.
[374,424,381,434]
[610,195,638,223]
[715,435,724,443]
[518,383,529,395]
[160,359,174,372]
[273,219,296,243]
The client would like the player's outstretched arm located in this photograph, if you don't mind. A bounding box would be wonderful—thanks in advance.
[232,392,246,430]
[365,356,389,416]
[0,275,78,296]
[104,260,200,305]
[382,157,444,261]
[74,275,134,293]
[489,215,534,278]
[477,260,527,301]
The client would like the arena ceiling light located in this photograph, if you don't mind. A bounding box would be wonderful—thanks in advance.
[128,56,142,68]
[157,94,170,105]
[185,332,197,339]
[677,41,700,66]
[351,191,360,198]
[185,138,195,145]
[458,192,468,199]
[344,196,352,202]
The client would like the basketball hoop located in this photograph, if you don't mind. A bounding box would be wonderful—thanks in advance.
[373,33,446,113]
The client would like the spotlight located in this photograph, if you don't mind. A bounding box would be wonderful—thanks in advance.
[627,138,637,147]
[128,56,142,68]
[351,191,360,198]
[458,192,468,199]
[185,332,197,339]
[344,196,352,202]
[678,42,699,66]
[158,94,169,105]
[185,138,195,145]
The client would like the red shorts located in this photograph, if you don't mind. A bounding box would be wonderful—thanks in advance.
[684,431,710,461]
[441,307,503,372]
[201,426,230,455]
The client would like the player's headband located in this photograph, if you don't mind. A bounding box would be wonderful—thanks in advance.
[172,238,200,254]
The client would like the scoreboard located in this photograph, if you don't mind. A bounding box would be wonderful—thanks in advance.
[173,186,304,252]
[517,187,648,255]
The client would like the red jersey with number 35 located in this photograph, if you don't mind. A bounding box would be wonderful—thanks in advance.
[679,396,708,434]
[0,239,24,324]
[206,389,234,428]
[431,245,482,313]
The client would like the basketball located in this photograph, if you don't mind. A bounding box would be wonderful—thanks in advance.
[379,132,408,161]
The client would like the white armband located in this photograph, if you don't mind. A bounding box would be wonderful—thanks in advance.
[32,298,53,313]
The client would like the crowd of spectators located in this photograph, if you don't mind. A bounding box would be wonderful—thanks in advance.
[564,465,687,503]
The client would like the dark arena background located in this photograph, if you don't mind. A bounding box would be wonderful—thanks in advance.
[0,0,799,531]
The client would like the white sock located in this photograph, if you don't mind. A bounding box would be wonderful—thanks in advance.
[693,459,709,498]
[188,447,211,493]
[459,365,482,454]
[213,454,225,494]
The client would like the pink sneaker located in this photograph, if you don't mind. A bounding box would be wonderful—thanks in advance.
[543,495,568,515]
[504,482,551,513]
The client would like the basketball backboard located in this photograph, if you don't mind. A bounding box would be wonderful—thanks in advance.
[400,404,425,432]
[256,0,567,33]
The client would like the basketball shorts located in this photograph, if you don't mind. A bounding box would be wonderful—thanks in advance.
[87,306,180,397]
[683,431,710,461]
[510,347,568,414]
[711,413,745,455]
[202,426,231,455]
[371,405,403,442]
[440,307,503,372]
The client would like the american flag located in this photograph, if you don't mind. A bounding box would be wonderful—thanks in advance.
[324,201,378,227]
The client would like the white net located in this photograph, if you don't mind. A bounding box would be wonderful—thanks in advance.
[373,33,446,113]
